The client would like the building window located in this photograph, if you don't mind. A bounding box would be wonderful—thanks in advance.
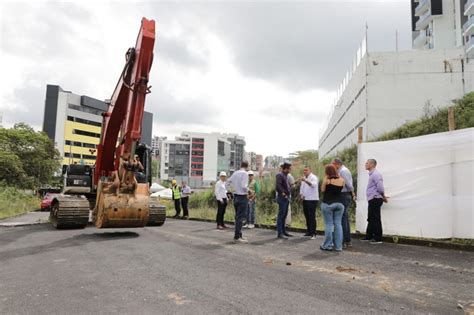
[64,140,97,148]
[64,153,81,158]
[73,129,101,138]
[68,104,104,116]
[81,154,96,160]
[218,141,225,156]
[67,115,102,127]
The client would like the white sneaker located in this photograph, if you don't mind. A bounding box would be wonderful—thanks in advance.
[310,235,316,240]
[243,224,249,229]
[233,237,248,243]
[248,224,255,229]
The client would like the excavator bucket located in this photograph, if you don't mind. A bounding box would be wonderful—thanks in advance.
[94,182,150,228]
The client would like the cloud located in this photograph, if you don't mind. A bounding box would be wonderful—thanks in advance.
[0,1,410,156]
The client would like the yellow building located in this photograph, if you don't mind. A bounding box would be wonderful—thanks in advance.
[42,85,153,168]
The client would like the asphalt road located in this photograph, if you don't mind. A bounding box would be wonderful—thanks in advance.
[0,214,473,314]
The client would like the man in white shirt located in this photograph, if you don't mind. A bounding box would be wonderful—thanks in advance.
[214,172,229,230]
[180,181,192,219]
[299,166,319,239]
[227,161,249,243]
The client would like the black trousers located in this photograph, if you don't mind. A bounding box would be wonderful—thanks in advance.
[174,199,181,216]
[366,198,384,241]
[181,197,189,217]
[303,200,318,236]
[216,198,227,226]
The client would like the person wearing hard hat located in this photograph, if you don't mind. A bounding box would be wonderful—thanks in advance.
[245,170,257,229]
[171,179,182,218]
[214,171,229,229]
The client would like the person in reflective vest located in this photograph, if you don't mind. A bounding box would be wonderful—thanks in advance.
[171,179,182,218]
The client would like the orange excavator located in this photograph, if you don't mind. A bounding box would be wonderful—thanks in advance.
[50,17,166,229]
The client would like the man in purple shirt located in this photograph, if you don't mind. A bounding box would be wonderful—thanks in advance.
[275,162,293,239]
[362,159,388,244]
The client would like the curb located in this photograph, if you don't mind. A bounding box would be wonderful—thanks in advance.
[168,216,474,252]
[0,221,47,227]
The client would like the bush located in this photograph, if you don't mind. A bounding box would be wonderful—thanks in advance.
[0,185,40,219]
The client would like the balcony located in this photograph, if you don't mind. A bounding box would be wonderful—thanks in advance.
[413,31,428,48]
[467,38,474,58]
[415,0,430,17]
[465,0,474,16]
[464,16,474,36]
[416,9,433,30]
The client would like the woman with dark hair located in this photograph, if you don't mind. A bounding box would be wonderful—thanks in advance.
[320,164,345,252]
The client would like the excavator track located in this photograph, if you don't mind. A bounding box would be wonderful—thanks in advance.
[147,200,166,226]
[50,195,90,229]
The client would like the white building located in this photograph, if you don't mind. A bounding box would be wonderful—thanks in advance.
[264,155,285,169]
[160,131,233,187]
[245,151,258,170]
[151,136,167,156]
[464,0,474,58]
[319,48,474,158]
[319,1,474,158]
[412,0,465,50]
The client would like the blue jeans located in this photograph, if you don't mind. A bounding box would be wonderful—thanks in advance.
[321,202,344,251]
[276,196,289,236]
[247,200,256,224]
[233,195,248,239]
[340,193,352,243]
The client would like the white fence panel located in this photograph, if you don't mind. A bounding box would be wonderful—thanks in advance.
[356,128,473,239]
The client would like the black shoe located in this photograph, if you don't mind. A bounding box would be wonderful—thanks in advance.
[283,233,293,237]
[277,235,288,240]
[320,246,333,252]
[304,233,311,237]
[172,215,179,219]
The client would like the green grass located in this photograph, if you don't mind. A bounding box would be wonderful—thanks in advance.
[0,186,40,219]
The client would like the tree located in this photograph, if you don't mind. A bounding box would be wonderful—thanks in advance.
[0,123,61,188]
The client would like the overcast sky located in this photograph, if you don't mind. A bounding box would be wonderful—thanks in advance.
[0,0,411,157]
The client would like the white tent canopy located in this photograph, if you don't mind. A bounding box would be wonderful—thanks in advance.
[150,183,166,193]
[151,188,172,200]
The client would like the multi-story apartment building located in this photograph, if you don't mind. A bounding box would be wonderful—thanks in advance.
[411,0,465,50]
[464,0,474,58]
[256,154,264,173]
[159,139,190,183]
[264,155,285,170]
[245,151,257,170]
[160,131,234,187]
[223,134,246,172]
[42,84,153,167]
[151,136,167,156]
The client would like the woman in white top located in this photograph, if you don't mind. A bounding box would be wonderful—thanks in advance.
[214,171,229,229]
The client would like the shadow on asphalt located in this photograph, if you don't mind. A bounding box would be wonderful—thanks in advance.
[0,225,139,263]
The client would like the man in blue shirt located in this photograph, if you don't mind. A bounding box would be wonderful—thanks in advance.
[275,162,293,239]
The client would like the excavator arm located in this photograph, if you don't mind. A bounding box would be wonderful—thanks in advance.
[94,17,155,185]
